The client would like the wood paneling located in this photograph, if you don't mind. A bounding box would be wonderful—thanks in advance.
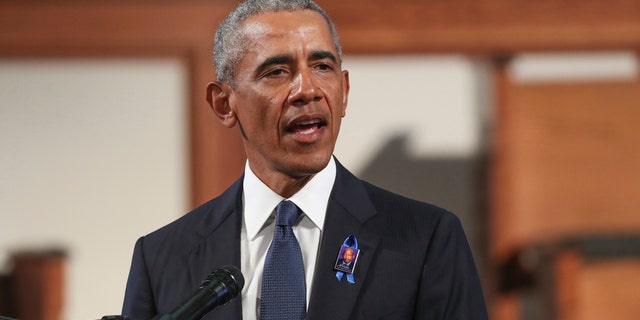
[2,1,640,55]
[575,259,640,319]
[496,244,640,320]
[492,71,640,261]
[328,0,640,54]
[555,254,640,320]
[10,251,66,320]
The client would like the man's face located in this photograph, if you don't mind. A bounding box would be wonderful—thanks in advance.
[342,248,354,263]
[227,10,349,181]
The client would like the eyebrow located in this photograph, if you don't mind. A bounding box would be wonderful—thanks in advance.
[256,54,293,74]
[309,50,337,63]
[255,50,339,75]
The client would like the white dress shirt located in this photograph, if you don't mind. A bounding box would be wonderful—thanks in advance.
[240,157,336,320]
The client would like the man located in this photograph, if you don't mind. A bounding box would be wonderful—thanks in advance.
[335,247,357,273]
[122,0,487,319]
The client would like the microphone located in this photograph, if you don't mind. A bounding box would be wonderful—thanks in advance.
[153,265,244,320]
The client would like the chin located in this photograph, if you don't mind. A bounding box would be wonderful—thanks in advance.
[286,153,332,176]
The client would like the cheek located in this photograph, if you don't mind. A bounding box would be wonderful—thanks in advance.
[238,94,283,134]
[326,84,347,116]
[250,83,286,108]
[332,98,347,121]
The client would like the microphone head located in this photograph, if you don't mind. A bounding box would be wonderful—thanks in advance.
[153,266,245,320]
[218,265,244,292]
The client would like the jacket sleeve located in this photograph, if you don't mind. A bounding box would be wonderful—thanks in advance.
[122,236,157,320]
[415,213,488,319]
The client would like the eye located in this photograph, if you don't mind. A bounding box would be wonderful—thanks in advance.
[315,62,333,71]
[263,67,288,78]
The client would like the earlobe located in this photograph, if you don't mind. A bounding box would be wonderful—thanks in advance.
[206,81,237,128]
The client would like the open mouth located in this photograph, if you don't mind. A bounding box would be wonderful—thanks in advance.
[287,118,327,134]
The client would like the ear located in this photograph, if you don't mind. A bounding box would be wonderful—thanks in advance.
[206,81,237,128]
[340,70,350,117]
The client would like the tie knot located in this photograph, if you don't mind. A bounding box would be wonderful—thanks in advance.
[275,200,300,227]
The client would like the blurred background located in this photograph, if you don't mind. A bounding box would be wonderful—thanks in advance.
[1,0,639,319]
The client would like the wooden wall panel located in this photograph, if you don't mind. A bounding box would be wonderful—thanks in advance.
[555,254,640,320]
[492,75,640,260]
[10,252,66,320]
[573,259,640,320]
[327,0,640,53]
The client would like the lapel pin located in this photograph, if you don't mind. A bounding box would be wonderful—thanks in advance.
[334,234,359,284]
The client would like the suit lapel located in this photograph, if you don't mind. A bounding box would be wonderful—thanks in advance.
[307,161,380,320]
[186,177,244,320]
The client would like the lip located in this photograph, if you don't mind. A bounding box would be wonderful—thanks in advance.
[284,113,328,143]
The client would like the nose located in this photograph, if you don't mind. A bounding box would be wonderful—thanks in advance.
[288,69,321,106]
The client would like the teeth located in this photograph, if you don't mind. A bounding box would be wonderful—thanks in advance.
[298,127,315,134]
[287,118,326,133]
[297,120,319,126]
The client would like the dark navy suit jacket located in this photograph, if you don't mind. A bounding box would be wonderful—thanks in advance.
[122,160,487,319]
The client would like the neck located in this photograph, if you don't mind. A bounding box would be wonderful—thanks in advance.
[270,174,314,198]
[249,165,316,198]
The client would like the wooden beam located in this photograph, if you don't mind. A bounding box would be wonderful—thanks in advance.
[2,1,640,55]
[325,0,640,54]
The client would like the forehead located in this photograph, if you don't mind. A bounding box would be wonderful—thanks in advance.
[239,10,337,56]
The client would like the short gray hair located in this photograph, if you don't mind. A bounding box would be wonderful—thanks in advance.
[213,0,343,87]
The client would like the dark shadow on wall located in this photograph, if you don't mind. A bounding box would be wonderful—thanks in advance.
[357,133,491,300]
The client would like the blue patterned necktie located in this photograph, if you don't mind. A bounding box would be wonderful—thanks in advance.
[260,200,307,320]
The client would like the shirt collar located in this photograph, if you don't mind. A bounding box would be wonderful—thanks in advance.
[243,157,336,240]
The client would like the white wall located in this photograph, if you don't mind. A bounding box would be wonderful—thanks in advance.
[508,51,638,82]
[0,59,189,319]
[337,55,484,172]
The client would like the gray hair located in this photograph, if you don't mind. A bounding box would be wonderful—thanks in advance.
[213,0,343,87]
